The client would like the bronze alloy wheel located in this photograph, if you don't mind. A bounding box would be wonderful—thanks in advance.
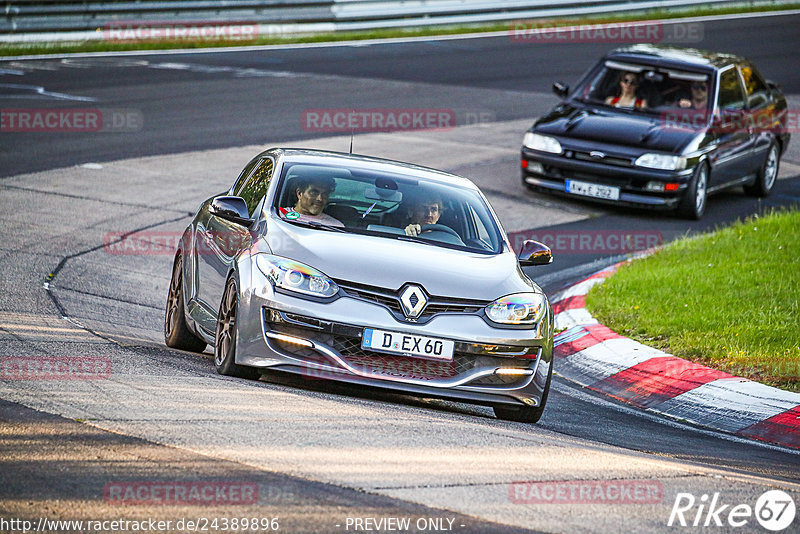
[164,255,206,352]
[215,277,260,379]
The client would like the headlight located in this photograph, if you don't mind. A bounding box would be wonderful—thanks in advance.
[255,255,338,298]
[635,153,686,171]
[485,293,547,325]
[523,132,562,154]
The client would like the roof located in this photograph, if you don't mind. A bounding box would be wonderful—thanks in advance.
[606,44,742,70]
[263,148,477,189]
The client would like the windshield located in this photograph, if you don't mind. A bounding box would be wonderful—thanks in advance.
[575,60,713,115]
[272,161,504,254]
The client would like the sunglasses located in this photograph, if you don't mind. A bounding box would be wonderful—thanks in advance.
[691,83,707,91]
[621,78,638,85]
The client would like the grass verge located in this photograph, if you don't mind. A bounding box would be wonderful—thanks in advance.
[2,2,800,57]
[586,209,800,392]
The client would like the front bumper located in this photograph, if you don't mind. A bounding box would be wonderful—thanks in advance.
[235,282,553,408]
[521,147,693,209]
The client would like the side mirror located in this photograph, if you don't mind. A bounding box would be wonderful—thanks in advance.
[552,81,569,99]
[209,196,253,226]
[518,240,553,266]
[766,80,782,92]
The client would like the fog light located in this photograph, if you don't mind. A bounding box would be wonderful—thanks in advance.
[528,161,545,174]
[644,181,665,192]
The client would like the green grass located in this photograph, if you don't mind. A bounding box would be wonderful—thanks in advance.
[586,209,800,392]
[2,2,800,57]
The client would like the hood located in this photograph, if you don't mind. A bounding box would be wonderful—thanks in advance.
[533,103,698,153]
[263,220,537,300]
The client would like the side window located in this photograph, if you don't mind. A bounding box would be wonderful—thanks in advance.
[739,64,770,109]
[232,157,260,196]
[238,159,274,217]
[717,68,746,110]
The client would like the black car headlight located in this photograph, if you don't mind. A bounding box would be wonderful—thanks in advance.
[485,293,547,325]
[255,254,338,298]
[523,132,562,154]
[635,153,687,171]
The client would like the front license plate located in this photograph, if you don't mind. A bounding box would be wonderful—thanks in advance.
[362,328,454,361]
[566,179,620,200]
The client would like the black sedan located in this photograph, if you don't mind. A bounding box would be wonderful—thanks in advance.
[521,45,790,219]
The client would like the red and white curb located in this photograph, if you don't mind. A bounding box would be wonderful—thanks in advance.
[551,262,800,450]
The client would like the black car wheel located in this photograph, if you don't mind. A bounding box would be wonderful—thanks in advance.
[165,255,207,352]
[744,142,779,197]
[215,276,260,379]
[493,362,552,423]
[676,163,708,220]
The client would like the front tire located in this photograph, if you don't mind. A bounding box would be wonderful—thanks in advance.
[165,255,207,352]
[493,362,552,423]
[743,142,779,197]
[215,276,260,379]
[676,163,708,220]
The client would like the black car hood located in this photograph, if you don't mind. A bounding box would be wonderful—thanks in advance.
[533,103,698,153]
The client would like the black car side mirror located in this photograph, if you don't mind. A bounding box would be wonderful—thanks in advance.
[552,82,569,99]
[209,196,253,226]
[518,240,553,266]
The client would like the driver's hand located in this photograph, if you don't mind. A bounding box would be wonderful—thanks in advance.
[404,224,421,237]
[679,99,691,108]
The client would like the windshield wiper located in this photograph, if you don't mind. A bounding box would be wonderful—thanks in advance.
[286,219,347,233]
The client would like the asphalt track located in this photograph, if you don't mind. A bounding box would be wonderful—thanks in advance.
[2,11,800,534]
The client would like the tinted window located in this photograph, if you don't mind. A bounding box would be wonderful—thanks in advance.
[239,158,274,216]
[718,68,746,110]
[739,64,770,109]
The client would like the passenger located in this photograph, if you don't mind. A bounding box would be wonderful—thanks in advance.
[678,80,709,110]
[280,176,344,227]
[605,72,647,109]
[402,193,444,237]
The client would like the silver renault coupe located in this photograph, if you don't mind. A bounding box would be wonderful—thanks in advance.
[165,148,554,422]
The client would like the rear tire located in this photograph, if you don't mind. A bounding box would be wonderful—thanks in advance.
[743,142,779,197]
[676,163,708,220]
[215,276,261,380]
[164,255,207,352]
[493,362,552,423]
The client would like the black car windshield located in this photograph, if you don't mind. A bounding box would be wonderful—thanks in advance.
[272,161,504,254]
[575,60,713,116]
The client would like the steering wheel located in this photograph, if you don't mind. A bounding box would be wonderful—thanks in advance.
[419,224,461,238]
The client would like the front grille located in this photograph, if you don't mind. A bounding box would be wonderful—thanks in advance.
[263,309,535,383]
[335,279,488,322]
[573,151,633,167]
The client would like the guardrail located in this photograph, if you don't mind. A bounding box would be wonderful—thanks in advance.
[1,0,793,42]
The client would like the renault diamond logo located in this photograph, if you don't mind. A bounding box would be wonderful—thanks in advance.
[399,285,428,319]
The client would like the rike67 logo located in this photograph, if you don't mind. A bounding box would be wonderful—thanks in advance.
[668,490,796,531]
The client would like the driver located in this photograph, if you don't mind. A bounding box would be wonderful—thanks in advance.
[403,193,444,237]
[280,176,344,227]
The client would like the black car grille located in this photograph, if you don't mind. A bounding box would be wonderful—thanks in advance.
[263,311,535,385]
[334,279,487,322]
[572,151,634,167]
